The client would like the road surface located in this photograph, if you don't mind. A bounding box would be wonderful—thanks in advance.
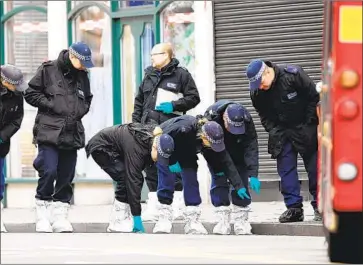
[1,233,330,264]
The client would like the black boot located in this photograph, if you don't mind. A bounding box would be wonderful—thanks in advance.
[313,208,322,221]
[279,208,304,223]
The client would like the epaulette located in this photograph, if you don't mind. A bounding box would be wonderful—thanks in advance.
[42,60,53,66]
[284,65,298,74]
[178,66,189,73]
[34,61,49,72]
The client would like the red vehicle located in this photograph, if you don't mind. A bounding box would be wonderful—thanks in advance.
[318,0,362,263]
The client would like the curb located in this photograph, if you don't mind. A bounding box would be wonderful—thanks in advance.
[3,221,324,236]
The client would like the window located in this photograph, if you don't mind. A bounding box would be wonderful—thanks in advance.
[74,6,109,67]
[121,25,136,123]
[5,1,48,178]
[73,6,113,179]
[161,1,195,79]
[141,23,155,72]
[72,1,110,8]
[120,1,154,8]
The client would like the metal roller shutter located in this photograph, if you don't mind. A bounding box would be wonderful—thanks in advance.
[213,0,323,180]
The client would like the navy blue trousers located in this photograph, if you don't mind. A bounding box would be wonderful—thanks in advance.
[157,162,201,206]
[209,164,251,208]
[0,157,4,201]
[277,141,317,209]
[34,144,77,203]
[145,164,183,192]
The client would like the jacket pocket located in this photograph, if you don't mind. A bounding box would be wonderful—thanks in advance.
[35,114,65,145]
[45,85,66,115]
[268,128,284,159]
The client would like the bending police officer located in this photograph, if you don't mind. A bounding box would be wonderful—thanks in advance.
[247,59,322,223]
[86,123,174,233]
[204,100,260,235]
[153,115,249,235]
[0,64,26,232]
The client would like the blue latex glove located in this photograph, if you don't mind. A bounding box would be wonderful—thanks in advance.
[155,102,174,114]
[215,172,225,177]
[249,176,261,194]
[133,216,145,233]
[169,162,182,173]
[237,188,250,200]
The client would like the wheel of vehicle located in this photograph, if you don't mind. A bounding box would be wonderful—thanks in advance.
[328,212,363,264]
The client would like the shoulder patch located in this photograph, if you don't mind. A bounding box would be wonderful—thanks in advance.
[284,65,298,74]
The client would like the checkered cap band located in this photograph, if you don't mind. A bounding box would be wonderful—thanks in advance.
[202,125,223,144]
[1,71,24,85]
[226,115,244,127]
[156,136,171,159]
[69,47,92,61]
[248,62,266,82]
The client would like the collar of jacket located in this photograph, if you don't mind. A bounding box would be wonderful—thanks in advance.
[263,60,280,91]
[145,58,180,76]
[0,83,10,96]
[57,49,81,77]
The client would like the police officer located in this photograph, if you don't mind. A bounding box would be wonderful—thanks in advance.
[86,123,174,233]
[24,42,94,233]
[247,59,322,223]
[132,42,200,221]
[0,64,26,233]
[204,100,260,235]
[152,115,248,235]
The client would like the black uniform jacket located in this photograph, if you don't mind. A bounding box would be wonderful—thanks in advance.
[24,50,93,150]
[205,100,259,177]
[250,62,319,158]
[85,123,156,216]
[132,58,200,125]
[0,85,24,157]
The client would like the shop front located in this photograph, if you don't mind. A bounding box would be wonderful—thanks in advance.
[1,0,215,207]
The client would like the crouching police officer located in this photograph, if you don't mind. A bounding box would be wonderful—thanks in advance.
[1,64,26,232]
[247,59,322,223]
[153,115,248,235]
[86,123,174,233]
[204,100,260,235]
[132,43,200,222]
[24,42,94,233]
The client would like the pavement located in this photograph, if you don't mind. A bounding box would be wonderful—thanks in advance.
[1,201,324,236]
[0,233,331,264]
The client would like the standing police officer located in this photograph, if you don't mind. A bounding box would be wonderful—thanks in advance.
[24,42,94,233]
[0,64,26,232]
[204,100,260,235]
[247,59,322,223]
[132,42,200,221]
